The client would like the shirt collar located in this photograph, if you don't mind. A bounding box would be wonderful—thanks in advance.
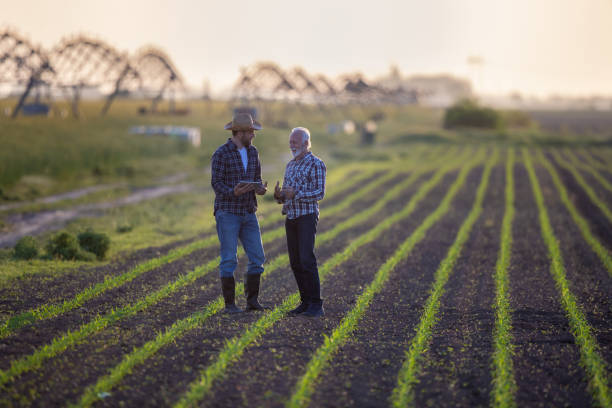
[226,138,253,152]
[292,151,312,162]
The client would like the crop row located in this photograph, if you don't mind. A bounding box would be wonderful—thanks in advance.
[0,146,464,399]
[2,144,610,407]
[0,151,428,338]
[76,148,476,407]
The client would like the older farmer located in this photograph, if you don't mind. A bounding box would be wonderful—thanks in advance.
[274,127,326,318]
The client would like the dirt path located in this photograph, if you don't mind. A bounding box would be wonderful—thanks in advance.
[0,183,202,248]
[508,163,590,407]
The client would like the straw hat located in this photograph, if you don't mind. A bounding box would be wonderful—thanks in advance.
[223,112,262,131]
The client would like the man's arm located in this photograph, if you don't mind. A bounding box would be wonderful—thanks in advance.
[211,151,234,198]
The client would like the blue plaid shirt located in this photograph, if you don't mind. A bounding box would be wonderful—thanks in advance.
[281,152,326,219]
[211,139,262,215]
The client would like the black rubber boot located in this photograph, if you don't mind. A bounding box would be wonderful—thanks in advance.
[301,299,324,318]
[244,273,265,311]
[221,277,242,314]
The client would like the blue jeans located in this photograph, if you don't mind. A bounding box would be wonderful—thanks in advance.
[215,210,265,278]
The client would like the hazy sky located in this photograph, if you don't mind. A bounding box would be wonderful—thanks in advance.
[3,0,612,97]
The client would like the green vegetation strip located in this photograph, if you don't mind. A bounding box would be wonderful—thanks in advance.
[383,150,498,407]
[288,150,496,408]
[585,149,612,172]
[524,149,611,407]
[550,150,612,224]
[2,148,464,397]
[170,149,486,408]
[564,149,612,193]
[490,149,517,408]
[75,148,472,407]
[535,151,612,276]
[0,159,390,338]
[0,238,216,339]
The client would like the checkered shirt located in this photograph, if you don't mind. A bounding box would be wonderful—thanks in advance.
[211,138,262,215]
[281,151,326,219]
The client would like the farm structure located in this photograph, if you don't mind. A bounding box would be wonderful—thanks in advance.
[0,145,610,407]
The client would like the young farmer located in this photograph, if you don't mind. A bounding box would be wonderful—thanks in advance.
[211,112,268,313]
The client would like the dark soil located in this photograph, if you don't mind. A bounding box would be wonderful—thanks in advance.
[0,171,425,407]
[303,167,483,408]
[0,169,387,319]
[545,153,612,247]
[556,151,612,206]
[534,162,612,363]
[0,232,211,317]
[81,169,459,408]
[508,163,591,407]
[411,164,505,407]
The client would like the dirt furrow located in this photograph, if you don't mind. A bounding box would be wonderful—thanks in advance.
[545,153,612,241]
[0,171,409,362]
[534,162,612,363]
[79,170,451,408]
[410,164,505,407]
[508,163,590,407]
[0,169,388,319]
[556,151,612,207]
[300,167,482,408]
[0,232,210,316]
[0,171,426,407]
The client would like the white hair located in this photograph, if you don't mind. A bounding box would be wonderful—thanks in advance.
[291,127,311,149]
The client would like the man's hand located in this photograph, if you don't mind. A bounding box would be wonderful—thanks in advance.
[274,181,284,203]
[283,186,296,200]
[234,183,255,196]
[255,181,268,195]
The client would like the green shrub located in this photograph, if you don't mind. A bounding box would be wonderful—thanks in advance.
[116,223,133,233]
[13,236,39,260]
[45,231,94,261]
[443,99,502,130]
[78,230,111,260]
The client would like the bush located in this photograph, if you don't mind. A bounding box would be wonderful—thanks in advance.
[13,236,39,260]
[78,230,111,260]
[45,231,94,261]
[443,99,502,130]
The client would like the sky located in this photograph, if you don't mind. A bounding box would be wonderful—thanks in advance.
[3,0,612,97]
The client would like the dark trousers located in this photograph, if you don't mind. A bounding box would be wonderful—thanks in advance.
[285,213,320,303]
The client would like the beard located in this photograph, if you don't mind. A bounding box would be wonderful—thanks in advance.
[242,137,252,147]
[291,148,303,158]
